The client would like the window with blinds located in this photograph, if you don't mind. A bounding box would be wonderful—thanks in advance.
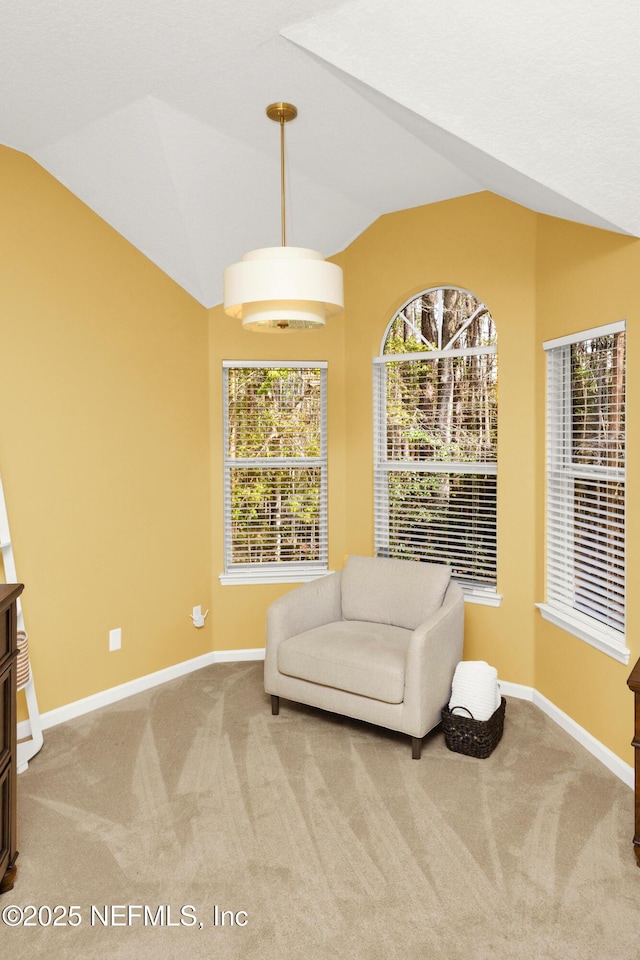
[373,288,498,599]
[539,322,628,663]
[222,361,328,583]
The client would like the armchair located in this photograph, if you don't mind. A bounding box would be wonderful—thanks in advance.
[264,555,464,758]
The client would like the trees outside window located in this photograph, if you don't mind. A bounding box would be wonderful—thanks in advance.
[539,322,628,663]
[221,361,328,584]
[373,287,498,599]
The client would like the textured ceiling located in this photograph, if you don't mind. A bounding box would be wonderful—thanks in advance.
[1,0,637,307]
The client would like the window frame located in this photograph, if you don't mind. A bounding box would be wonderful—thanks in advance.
[537,320,629,664]
[220,359,329,585]
[373,286,501,606]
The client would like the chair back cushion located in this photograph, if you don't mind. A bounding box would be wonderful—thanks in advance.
[341,556,452,631]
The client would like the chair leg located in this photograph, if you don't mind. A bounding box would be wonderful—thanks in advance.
[411,736,423,760]
[271,695,280,716]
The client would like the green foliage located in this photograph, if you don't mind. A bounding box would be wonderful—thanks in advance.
[386,470,497,582]
[227,367,324,565]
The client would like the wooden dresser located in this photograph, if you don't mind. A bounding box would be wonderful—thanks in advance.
[0,583,24,894]
[628,657,640,868]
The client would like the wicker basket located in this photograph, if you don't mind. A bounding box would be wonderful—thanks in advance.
[441,697,506,759]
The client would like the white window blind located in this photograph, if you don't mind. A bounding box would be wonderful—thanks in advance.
[540,321,627,662]
[222,361,328,583]
[374,288,498,597]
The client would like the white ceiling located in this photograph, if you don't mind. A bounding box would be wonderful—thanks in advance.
[1,0,637,307]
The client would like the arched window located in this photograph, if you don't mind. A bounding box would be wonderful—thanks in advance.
[373,287,498,600]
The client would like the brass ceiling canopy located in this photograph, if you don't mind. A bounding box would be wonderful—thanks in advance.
[266,102,298,124]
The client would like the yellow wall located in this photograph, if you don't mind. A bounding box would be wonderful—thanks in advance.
[535,217,640,763]
[2,146,636,768]
[0,147,212,718]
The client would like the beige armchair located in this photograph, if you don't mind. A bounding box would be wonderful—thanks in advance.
[264,555,464,758]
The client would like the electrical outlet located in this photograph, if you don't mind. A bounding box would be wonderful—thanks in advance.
[109,627,122,652]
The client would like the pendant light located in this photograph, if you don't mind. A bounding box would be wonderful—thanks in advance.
[223,102,344,332]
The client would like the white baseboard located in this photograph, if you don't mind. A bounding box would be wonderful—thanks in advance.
[499,680,634,789]
[17,647,266,740]
[18,654,633,790]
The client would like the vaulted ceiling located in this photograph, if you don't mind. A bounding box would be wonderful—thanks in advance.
[2,0,637,307]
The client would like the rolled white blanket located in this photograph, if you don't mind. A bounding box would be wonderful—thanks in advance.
[449,660,500,721]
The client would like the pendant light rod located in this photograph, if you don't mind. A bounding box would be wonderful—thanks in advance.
[279,117,286,246]
[266,102,297,248]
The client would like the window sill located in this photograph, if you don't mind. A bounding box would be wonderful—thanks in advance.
[536,603,630,665]
[219,568,331,586]
[462,588,502,607]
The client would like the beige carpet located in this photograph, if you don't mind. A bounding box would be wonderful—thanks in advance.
[4,661,639,959]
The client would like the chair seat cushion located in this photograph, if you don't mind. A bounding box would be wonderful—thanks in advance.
[277,620,412,704]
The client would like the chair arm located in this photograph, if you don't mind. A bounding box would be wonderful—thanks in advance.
[403,581,465,733]
[266,571,343,644]
[264,572,343,695]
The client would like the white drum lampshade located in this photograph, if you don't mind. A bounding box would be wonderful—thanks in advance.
[223,246,344,332]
